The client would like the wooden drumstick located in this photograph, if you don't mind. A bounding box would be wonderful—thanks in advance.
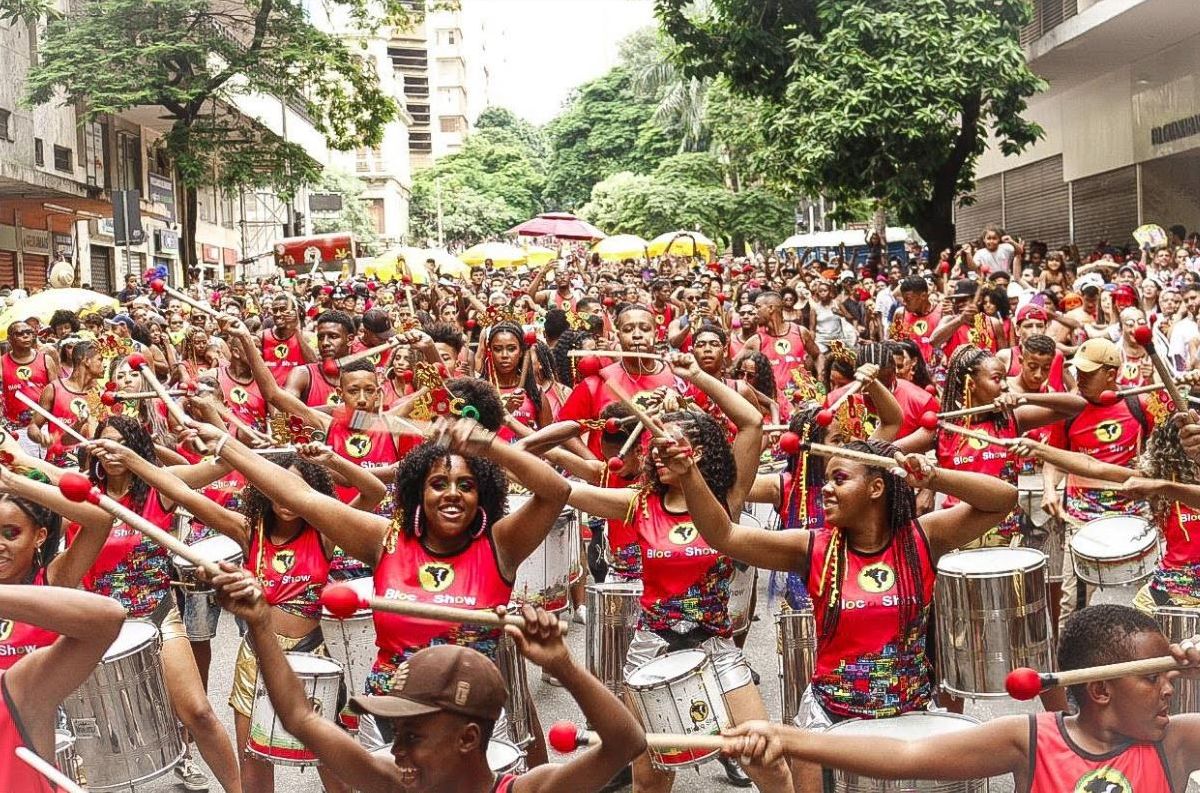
[149,279,221,318]
[15,391,93,447]
[930,420,1017,448]
[548,722,724,753]
[603,380,668,440]
[325,336,407,375]
[319,583,568,635]
[1132,325,1187,415]
[58,472,221,576]
[762,423,790,432]
[568,350,664,362]
[817,367,877,426]
[800,440,903,470]
[1097,381,1192,405]
[1006,655,1187,700]
[15,747,87,793]
[126,353,209,453]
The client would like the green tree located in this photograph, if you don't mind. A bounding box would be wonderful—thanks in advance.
[656,0,1045,258]
[475,106,549,163]
[5,0,407,280]
[310,168,381,255]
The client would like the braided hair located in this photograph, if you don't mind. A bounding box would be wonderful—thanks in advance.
[552,330,593,387]
[240,453,335,534]
[391,442,509,540]
[0,495,61,574]
[482,322,541,414]
[83,414,156,511]
[782,404,829,530]
[814,440,922,639]
[642,411,735,509]
[941,344,1009,430]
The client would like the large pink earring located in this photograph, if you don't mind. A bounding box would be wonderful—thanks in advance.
[412,506,423,538]
[473,509,488,539]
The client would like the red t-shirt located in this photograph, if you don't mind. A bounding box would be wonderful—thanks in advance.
[1,350,49,426]
[249,523,331,620]
[556,362,681,457]
[824,378,939,438]
[0,674,53,792]
[0,569,55,671]
[262,328,305,386]
[218,365,266,431]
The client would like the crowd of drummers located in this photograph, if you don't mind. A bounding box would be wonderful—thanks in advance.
[7,225,1200,793]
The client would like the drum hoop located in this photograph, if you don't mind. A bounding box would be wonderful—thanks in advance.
[1069,543,1160,564]
[626,650,711,690]
[104,620,161,663]
[282,651,344,678]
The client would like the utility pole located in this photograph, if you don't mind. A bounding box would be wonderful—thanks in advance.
[435,176,444,248]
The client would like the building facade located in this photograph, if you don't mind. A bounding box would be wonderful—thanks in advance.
[956,0,1200,249]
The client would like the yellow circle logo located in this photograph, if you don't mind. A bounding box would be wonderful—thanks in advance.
[858,562,896,593]
[967,436,988,451]
[688,699,709,724]
[1073,768,1130,793]
[230,386,249,405]
[419,562,455,592]
[274,343,289,360]
[271,549,295,574]
[774,338,792,356]
[327,393,343,406]
[69,397,89,419]
[1095,420,1123,443]
[669,522,698,546]
[344,433,372,459]
[0,620,12,642]
[1121,362,1139,382]
[911,319,928,336]
[655,314,665,325]
[15,366,31,382]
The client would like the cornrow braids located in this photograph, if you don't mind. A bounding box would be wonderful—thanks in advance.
[941,345,1008,430]
[552,330,592,387]
[643,411,735,509]
[783,405,828,530]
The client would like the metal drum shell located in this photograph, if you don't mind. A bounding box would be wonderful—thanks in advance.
[62,620,184,791]
[775,607,816,724]
[497,632,534,748]
[1155,606,1200,715]
[934,547,1054,699]
[320,576,377,703]
[172,534,243,593]
[55,731,86,787]
[728,565,757,637]
[1018,473,1064,583]
[509,494,574,616]
[624,649,732,771]
[246,652,343,766]
[585,581,643,696]
[825,712,987,793]
[1069,516,1160,588]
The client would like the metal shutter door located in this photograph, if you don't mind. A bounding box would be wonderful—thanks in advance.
[955,174,1003,245]
[1003,156,1070,247]
[1071,166,1138,249]
[89,246,112,294]
[0,252,15,289]
[22,255,47,292]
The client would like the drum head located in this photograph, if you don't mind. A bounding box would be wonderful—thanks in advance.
[321,576,375,618]
[938,547,1046,574]
[55,730,74,752]
[174,535,242,567]
[626,649,707,686]
[1072,516,1153,559]
[487,739,522,772]
[105,620,159,661]
[1017,473,1043,493]
[585,581,644,597]
[826,712,980,739]
[284,652,343,676]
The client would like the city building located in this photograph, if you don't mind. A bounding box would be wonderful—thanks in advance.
[957,0,1200,249]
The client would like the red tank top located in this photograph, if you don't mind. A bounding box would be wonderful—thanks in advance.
[0,675,53,792]
[806,521,936,718]
[556,362,682,458]
[1117,350,1151,388]
[1065,399,1147,518]
[380,377,409,410]
[936,416,1021,540]
[372,528,513,667]
[349,339,393,373]
[1163,502,1200,570]
[1029,711,1171,793]
[325,418,407,504]
[2,351,49,426]
[894,308,942,367]
[1006,347,1067,392]
[632,491,733,636]
[262,328,305,386]
[652,303,675,343]
[301,362,341,408]
[75,488,173,618]
[756,326,808,394]
[497,385,537,443]
[0,569,56,671]
[945,317,1000,360]
[825,378,939,438]
[218,365,266,430]
[249,523,331,620]
[47,379,91,457]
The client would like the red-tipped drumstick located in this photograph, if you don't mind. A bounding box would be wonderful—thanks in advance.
[1006,654,1185,701]
[318,583,567,634]
[548,721,724,753]
[1132,325,1187,415]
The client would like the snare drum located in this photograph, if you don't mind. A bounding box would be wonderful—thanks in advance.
[509,494,574,615]
[1018,472,1064,582]
[728,564,757,637]
[55,731,85,787]
[63,620,184,791]
[173,534,244,593]
[365,737,525,784]
[824,712,985,792]
[1155,606,1200,714]
[934,547,1053,697]
[247,652,343,766]
[497,633,534,748]
[585,581,643,695]
[775,607,816,724]
[624,649,731,770]
[1070,515,1160,587]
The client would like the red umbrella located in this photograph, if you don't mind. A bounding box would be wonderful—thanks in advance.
[507,212,607,241]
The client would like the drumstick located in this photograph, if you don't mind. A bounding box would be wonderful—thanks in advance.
[925,419,1017,448]
[1006,656,1185,700]
[549,722,724,753]
[126,353,209,454]
[1132,325,1186,415]
[1099,381,1192,405]
[603,381,667,440]
[817,369,876,427]
[797,439,902,470]
[568,350,664,362]
[58,472,221,576]
[935,398,1028,420]
[150,279,221,318]
[319,583,568,635]
[323,336,407,376]
[762,424,790,432]
[15,391,93,447]
[108,390,187,400]
[15,747,87,793]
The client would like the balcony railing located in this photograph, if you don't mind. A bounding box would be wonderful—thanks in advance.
[1021,0,1078,46]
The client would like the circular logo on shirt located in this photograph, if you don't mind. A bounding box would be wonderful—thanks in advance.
[655,313,665,325]
[419,562,455,592]
[668,522,698,546]
[69,397,89,419]
[0,620,11,642]
[1121,362,1140,382]
[1094,420,1123,443]
[230,386,249,405]
[688,699,710,724]
[857,562,896,594]
[274,343,289,360]
[1073,768,1131,793]
[327,392,343,406]
[15,366,31,382]
[911,319,928,336]
[774,338,792,356]
[967,436,988,451]
[272,549,296,574]
[344,433,373,459]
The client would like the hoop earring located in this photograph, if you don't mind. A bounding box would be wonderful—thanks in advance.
[473,509,488,539]
[412,506,423,538]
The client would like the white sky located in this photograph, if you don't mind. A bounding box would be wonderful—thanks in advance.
[464,0,656,125]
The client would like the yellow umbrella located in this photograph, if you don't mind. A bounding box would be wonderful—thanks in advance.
[591,234,649,262]
[365,246,436,284]
[647,230,718,260]
[0,288,118,341]
[460,242,528,269]
[422,248,471,280]
[523,246,557,267]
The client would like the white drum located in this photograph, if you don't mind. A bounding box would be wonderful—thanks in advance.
[247,652,343,766]
[824,712,986,792]
[625,649,731,770]
[497,633,534,748]
[364,736,524,788]
[173,534,244,592]
[728,564,757,637]
[63,620,183,791]
[509,494,574,615]
[1070,515,1160,587]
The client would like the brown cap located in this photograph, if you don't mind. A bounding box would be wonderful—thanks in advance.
[362,308,395,339]
[1071,338,1121,373]
[349,645,506,722]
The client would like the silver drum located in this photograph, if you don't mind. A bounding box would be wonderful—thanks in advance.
[1070,515,1160,588]
[775,607,816,724]
[825,712,986,792]
[935,547,1053,698]
[63,620,184,790]
[509,494,574,616]
[1155,606,1200,714]
[497,632,533,748]
[585,580,643,696]
[1018,472,1064,583]
[55,730,86,787]
[729,565,757,637]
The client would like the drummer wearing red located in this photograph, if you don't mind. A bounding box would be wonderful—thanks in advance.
[260,293,316,386]
[1,320,56,455]
[889,277,943,374]
[929,279,1004,360]
[0,585,124,793]
[286,310,354,407]
[724,605,1200,793]
[823,341,938,451]
[678,437,1017,793]
[482,323,548,440]
[210,566,647,793]
[996,305,1074,394]
[742,291,819,396]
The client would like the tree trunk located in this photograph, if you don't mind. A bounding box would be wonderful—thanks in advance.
[176,163,199,286]
[912,196,956,275]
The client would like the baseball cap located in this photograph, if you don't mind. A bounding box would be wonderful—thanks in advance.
[1112,284,1138,307]
[1075,273,1104,294]
[349,645,506,722]
[951,279,978,299]
[1071,338,1121,373]
[361,308,395,339]
[105,313,137,332]
[1015,305,1047,324]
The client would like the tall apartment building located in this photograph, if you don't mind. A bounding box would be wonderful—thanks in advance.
[957,0,1200,248]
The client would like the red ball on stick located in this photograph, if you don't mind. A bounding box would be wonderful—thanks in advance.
[320,583,366,619]
[602,297,615,308]
[322,359,341,378]
[524,330,537,346]
[286,270,297,279]
[577,357,602,378]
[1005,667,1044,701]
[100,391,117,407]
[126,353,148,370]
[815,409,834,427]
[104,381,118,392]
[548,721,582,754]
[150,278,166,294]
[1098,389,1120,407]
[465,319,477,330]
[1132,325,1153,346]
[778,431,802,455]
[918,411,940,431]
[606,456,624,472]
[59,472,99,505]
[604,418,620,434]
[400,369,414,383]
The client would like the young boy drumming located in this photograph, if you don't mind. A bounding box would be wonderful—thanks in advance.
[211,563,646,793]
[723,604,1200,792]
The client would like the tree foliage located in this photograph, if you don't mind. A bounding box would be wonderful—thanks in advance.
[656,0,1046,255]
[310,168,380,255]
